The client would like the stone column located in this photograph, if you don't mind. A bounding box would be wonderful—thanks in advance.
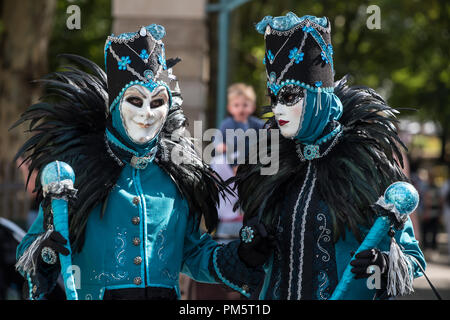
[112,0,209,132]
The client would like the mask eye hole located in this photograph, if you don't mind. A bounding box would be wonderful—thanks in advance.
[126,96,143,108]
[150,98,165,109]
[278,86,305,106]
[284,94,297,104]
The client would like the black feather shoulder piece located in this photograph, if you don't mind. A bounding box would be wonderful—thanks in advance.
[234,76,407,242]
[12,55,227,252]
[11,54,120,253]
[155,106,230,233]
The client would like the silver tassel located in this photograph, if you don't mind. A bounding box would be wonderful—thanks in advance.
[387,236,414,296]
[15,228,53,276]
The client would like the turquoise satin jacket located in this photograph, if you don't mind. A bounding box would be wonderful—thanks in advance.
[17,161,219,300]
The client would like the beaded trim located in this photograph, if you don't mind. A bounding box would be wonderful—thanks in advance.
[296,128,343,162]
[27,274,34,300]
[105,134,124,167]
[315,124,342,145]
[267,19,331,36]
[104,25,165,48]
[269,79,334,96]
[308,28,334,71]
[240,226,255,243]
[257,13,331,36]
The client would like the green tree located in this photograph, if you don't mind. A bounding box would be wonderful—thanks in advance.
[49,0,112,71]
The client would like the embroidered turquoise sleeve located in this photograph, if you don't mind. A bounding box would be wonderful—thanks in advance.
[181,218,219,284]
[395,217,426,278]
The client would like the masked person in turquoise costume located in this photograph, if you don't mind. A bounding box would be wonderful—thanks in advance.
[13,24,270,300]
[229,13,427,300]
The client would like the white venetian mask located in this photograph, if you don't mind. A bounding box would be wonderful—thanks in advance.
[271,86,307,139]
[120,84,169,144]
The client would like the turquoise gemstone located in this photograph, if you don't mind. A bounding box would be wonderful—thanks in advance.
[384,182,419,215]
[41,161,75,187]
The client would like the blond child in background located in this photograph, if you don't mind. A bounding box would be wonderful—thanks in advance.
[215,83,264,167]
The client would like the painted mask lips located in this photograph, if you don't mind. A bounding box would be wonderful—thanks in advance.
[278,119,290,126]
[137,122,151,129]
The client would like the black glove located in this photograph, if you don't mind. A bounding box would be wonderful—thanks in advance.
[24,231,69,299]
[36,231,70,269]
[350,248,389,280]
[237,216,276,268]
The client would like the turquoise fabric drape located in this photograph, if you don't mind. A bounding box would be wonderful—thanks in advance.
[294,90,343,144]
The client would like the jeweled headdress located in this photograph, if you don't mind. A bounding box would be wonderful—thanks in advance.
[257,13,334,95]
[104,24,177,110]
[256,13,343,145]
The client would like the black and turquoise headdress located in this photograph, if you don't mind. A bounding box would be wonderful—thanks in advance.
[257,13,342,145]
[104,24,175,111]
[257,13,334,95]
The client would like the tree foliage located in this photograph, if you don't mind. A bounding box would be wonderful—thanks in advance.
[48,0,112,71]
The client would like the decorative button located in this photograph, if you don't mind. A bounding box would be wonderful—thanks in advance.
[133,277,142,285]
[132,216,140,225]
[132,237,141,246]
[132,197,140,205]
[134,256,142,265]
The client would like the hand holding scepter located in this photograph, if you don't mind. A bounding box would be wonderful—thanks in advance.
[40,161,79,300]
[330,181,419,300]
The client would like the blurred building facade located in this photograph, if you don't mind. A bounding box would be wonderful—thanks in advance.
[112,0,209,129]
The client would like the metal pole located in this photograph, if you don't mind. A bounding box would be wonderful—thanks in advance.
[207,0,252,128]
[215,0,229,128]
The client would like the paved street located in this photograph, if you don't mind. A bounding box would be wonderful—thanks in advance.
[399,233,450,300]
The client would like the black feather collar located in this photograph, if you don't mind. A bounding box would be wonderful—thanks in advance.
[234,77,407,242]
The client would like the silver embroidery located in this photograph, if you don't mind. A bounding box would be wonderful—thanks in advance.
[316,213,331,262]
[275,31,309,85]
[287,162,311,299]
[93,228,129,283]
[296,167,317,300]
[114,228,127,266]
[317,271,330,300]
[157,229,166,261]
